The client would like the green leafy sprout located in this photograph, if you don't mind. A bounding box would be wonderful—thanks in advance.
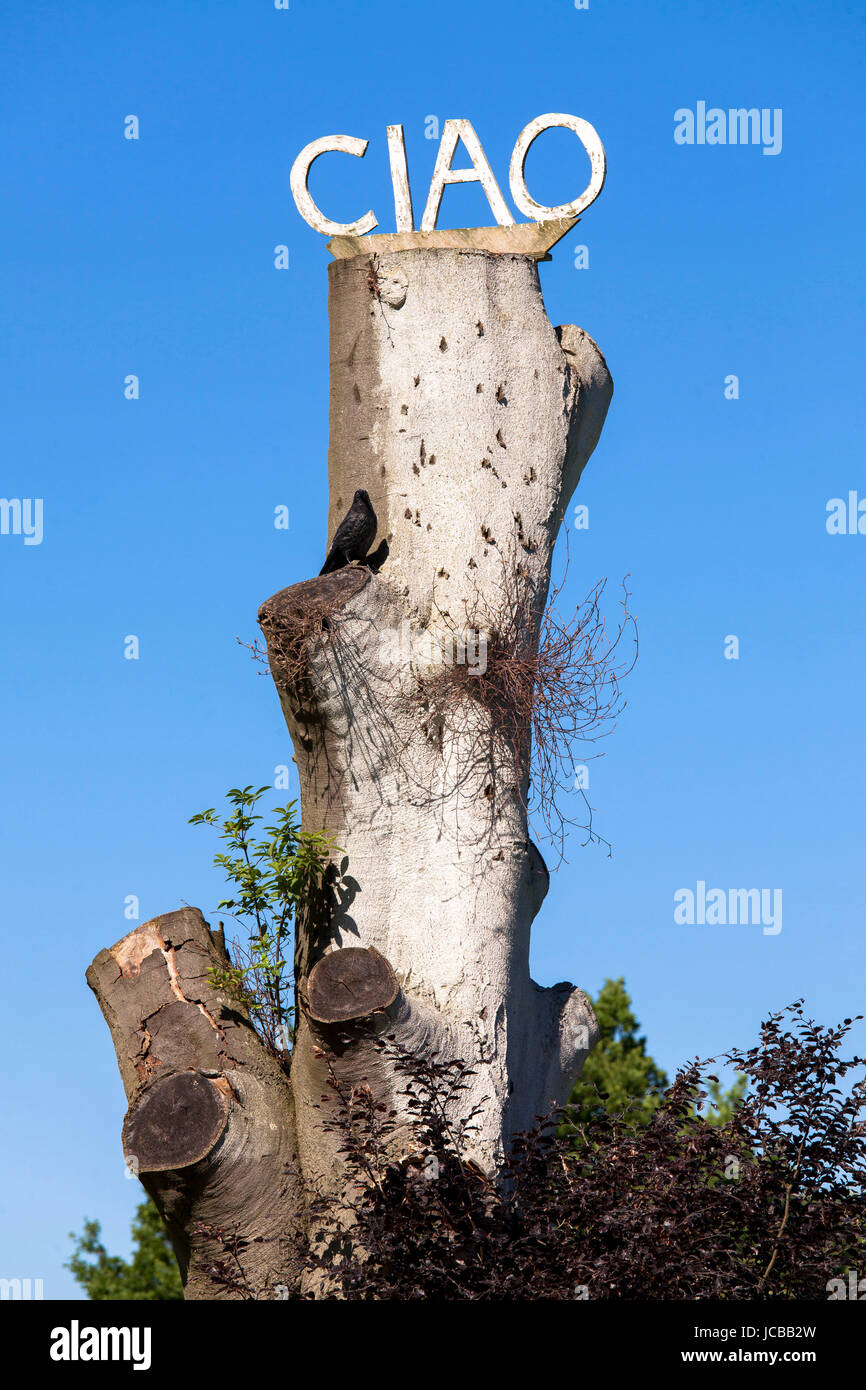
[190,785,339,1059]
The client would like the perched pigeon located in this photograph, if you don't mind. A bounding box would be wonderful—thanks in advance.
[319,489,378,575]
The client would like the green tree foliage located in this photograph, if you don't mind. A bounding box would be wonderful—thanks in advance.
[567,978,746,1128]
[66,1199,182,1301]
[567,977,670,1126]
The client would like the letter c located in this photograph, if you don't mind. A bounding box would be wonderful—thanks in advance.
[290,135,378,236]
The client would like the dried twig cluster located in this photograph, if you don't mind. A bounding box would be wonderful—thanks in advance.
[254,589,347,691]
[419,546,637,859]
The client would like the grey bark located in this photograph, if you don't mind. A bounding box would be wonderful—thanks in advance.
[260,247,611,1188]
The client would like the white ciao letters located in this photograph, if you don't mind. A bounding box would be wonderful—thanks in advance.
[290,114,606,238]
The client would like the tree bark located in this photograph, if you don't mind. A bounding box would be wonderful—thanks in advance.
[260,247,610,1187]
[88,245,612,1297]
[87,907,304,1299]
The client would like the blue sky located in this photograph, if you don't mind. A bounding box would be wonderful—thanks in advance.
[1,0,864,1297]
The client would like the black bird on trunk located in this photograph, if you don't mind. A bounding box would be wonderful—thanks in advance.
[319,489,378,575]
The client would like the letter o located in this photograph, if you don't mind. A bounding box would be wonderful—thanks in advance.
[509,113,606,221]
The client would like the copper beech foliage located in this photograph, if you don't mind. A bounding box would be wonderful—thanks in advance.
[306,1002,866,1300]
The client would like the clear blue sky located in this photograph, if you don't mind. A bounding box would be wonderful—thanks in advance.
[2,0,864,1297]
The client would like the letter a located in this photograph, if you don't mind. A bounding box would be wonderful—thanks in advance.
[420,120,514,232]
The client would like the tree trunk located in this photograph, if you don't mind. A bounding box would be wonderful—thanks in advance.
[89,244,612,1297]
[87,907,304,1299]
